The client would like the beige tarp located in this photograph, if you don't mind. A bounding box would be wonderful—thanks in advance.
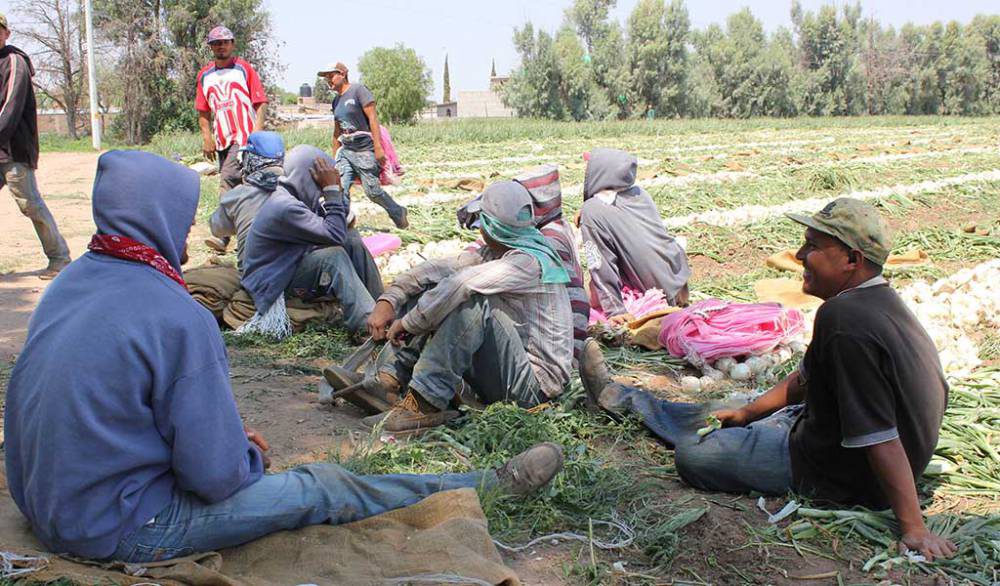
[0,471,519,586]
[766,248,930,274]
[184,264,341,332]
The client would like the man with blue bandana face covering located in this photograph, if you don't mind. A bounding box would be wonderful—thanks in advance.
[207,131,285,268]
[343,181,573,434]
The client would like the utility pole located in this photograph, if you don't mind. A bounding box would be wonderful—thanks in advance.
[84,0,101,150]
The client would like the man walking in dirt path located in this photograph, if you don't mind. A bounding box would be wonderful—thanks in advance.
[0,13,71,279]
[320,61,409,229]
[197,25,268,252]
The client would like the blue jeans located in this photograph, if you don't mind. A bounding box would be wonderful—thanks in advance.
[342,228,384,299]
[380,296,545,410]
[603,383,796,495]
[335,148,406,223]
[285,246,375,332]
[111,463,491,563]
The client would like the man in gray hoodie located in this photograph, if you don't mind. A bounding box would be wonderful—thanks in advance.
[579,148,691,321]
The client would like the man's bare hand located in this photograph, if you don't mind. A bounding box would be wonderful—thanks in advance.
[711,408,750,428]
[310,157,341,190]
[386,319,410,347]
[608,313,635,326]
[374,146,387,167]
[367,300,396,341]
[245,426,271,469]
[900,528,957,562]
[203,139,216,162]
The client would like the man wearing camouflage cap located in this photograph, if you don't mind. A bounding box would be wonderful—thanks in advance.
[0,13,71,278]
[581,198,956,561]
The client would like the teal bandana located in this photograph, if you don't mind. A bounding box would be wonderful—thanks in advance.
[479,212,570,284]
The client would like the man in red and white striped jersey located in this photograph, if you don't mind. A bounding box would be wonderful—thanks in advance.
[196,25,268,252]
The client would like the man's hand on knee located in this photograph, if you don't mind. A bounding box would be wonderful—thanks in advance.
[712,407,751,428]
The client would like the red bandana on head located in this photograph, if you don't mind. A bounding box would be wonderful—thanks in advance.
[88,234,186,288]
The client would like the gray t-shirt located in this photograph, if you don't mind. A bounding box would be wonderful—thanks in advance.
[332,83,375,151]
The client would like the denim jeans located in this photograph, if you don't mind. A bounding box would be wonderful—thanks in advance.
[1,162,70,263]
[110,463,491,563]
[342,228,385,299]
[335,148,406,224]
[285,246,375,332]
[380,296,545,410]
[603,383,796,496]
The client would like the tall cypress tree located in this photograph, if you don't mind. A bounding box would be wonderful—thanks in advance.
[443,54,452,102]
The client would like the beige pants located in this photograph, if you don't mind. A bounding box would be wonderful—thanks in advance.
[1,162,70,262]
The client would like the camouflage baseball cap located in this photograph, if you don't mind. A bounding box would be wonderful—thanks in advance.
[0,14,8,30]
[786,198,891,265]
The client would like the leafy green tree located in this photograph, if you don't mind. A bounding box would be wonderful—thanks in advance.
[357,44,433,124]
[791,1,865,115]
[970,15,1000,113]
[626,0,689,117]
[313,76,333,104]
[567,0,627,118]
[554,25,607,120]
[504,23,566,119]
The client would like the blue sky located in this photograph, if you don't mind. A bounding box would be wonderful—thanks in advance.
[0,0,994,96]
[268,0,995,96]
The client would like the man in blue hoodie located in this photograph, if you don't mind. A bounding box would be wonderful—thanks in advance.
[4,150,564,563]
[240,145,380,337]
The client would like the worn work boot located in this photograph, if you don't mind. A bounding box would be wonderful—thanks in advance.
[38,258,71,281]
[322,366,401,414]
[390,205,409,230]
[375,390,458,434]
[204,236,230,253]
[579,338,612,409]
[495,442,565,496]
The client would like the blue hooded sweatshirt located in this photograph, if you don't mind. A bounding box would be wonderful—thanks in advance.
[3,150,265,559]
[241,145,349,312]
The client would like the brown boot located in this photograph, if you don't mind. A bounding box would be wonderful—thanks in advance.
[579,338,611,408]
[322,366,400,414]
[376,390,458,434]
[495,442,564,495]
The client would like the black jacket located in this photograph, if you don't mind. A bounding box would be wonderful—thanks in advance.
[0,45,39,169]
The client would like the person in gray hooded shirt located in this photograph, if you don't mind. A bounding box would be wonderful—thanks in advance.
[579,148,691,319]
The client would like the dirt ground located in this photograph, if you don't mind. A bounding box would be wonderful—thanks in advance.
[0,152,957,585]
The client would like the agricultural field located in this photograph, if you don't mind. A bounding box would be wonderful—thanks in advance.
[3,116,1000,584]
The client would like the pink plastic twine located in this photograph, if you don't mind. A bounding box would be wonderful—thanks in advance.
[657,299,804,361]
[589,287,671,324]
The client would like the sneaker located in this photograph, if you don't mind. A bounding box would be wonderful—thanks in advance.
[495,442,564,495]
[204,236,229,253]
[579,338,612,409]
[323,365,400,414]
[390,206,409,230]
[376,390,458,434]
[38,258,71,280]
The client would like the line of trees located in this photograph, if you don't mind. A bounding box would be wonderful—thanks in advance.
[503,0,1000,120]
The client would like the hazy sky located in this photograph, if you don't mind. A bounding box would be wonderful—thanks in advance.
[270,0,995,96]
[0,0,995,96]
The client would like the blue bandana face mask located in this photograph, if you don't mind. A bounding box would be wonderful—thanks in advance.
[240,150,283,191]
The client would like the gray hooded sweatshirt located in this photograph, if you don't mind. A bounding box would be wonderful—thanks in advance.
[241,145,349,312]
[209,171,280,272]
[580,148,691,316]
